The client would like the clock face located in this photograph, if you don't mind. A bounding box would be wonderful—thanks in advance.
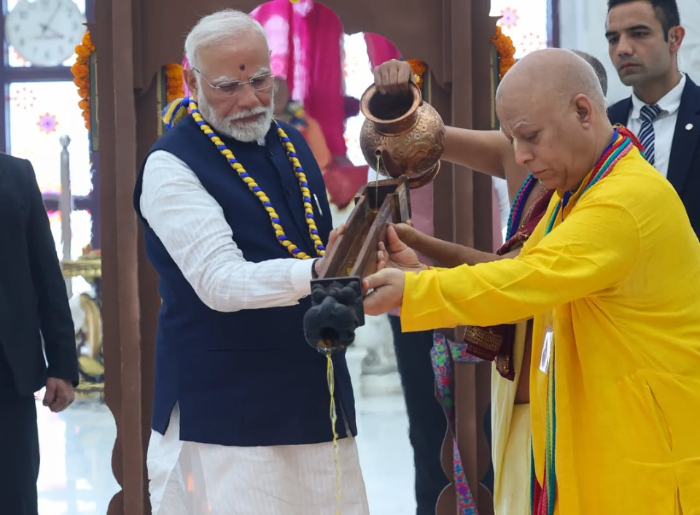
[5,0,86,67]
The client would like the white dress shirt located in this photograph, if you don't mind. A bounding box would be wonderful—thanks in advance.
[627,74,686,178]
[140,149,369,515]
[140,149,316,312]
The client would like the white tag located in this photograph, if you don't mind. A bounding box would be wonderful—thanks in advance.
[539,328,553,374]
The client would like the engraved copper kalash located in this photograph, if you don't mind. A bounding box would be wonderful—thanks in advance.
[360,82,446,187]
[303,81,446,353]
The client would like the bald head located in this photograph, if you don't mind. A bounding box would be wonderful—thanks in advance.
[496,49,615,192]
[497,49,607,116]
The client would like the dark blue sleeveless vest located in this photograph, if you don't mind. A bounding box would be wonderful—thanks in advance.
[134,116,357,446]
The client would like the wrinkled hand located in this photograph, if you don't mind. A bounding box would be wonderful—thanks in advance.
[373,59,414,95]
[363,268,406,316]
[378,224,425,273]
[43,378,75,413]
[314,223,346,278]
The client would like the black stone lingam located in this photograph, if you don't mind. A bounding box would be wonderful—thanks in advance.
[302,177,412,354]
[303,278,364,354]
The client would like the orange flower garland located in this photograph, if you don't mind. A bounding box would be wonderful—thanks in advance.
[492,26,516,80]
[164,63,185,104]
[407,59,427,89]
[71,31,94,130]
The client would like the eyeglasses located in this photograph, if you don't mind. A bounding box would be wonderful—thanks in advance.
[192,68,274,97]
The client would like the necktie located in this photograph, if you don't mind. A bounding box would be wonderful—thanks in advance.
[638,104,662,166]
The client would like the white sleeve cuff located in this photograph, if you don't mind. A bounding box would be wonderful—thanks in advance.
[290,259,315,298]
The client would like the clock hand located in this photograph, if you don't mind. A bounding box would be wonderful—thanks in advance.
[43,2,63,33]
[36,24,62,39]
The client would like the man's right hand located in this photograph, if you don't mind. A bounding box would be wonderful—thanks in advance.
[373,59,413,95]
[43,377,75,413]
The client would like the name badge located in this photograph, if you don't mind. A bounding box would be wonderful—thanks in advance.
[539,327,553,374]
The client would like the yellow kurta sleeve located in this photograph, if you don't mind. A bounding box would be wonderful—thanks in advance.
[401,199,642,332]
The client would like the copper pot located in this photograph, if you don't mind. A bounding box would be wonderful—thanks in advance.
[359,82,446,188]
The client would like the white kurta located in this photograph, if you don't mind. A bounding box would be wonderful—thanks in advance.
[141,150,369,515]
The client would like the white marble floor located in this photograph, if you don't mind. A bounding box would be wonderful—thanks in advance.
[35,346,416,515]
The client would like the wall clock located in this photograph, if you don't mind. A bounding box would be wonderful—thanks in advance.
[5,0,86,67]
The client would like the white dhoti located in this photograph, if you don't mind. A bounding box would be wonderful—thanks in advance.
[147,406,370,515]
[491,321,531,515]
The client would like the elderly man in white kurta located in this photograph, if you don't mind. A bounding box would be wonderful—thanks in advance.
[133,10,369,514]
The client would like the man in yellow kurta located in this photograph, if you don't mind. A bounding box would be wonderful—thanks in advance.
[364,49,700,515]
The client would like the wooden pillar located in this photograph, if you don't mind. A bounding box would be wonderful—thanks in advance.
[433,0,497,512]
[94,0,153,513]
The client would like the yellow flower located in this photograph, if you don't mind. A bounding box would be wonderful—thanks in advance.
[406,59,428,89]
[71,30,94,130]
[71,63,89,77]
[164,63,185,104]
[492,26,516,80]
[82,31,95,51]
[76,45,92,58]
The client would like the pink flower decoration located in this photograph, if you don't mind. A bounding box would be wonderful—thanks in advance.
[13,86,36,110]
[519,32,545,55]
[37,113,59,134]
[500,7,519,29]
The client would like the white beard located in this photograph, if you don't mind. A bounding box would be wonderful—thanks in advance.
[197,93,275,143]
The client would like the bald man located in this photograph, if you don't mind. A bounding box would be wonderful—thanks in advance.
[373,51,609,515]
[366,49,700,515]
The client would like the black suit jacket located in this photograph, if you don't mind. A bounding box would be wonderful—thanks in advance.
[608,76,700,237]
[0,153,78,396]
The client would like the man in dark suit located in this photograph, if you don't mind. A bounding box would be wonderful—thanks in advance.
[606,0,700,236]
[0,154,79,515]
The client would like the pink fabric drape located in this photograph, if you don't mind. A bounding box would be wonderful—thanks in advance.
[252,0,347,157]
[364,33,402,71]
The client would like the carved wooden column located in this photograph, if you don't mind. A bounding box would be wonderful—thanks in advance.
[433,0,497,513]
[94,0,152,513]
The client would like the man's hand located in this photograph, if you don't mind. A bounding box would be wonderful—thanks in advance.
[363,268,406,316]
[314,223,346,278]
[43,378,75,413]
[392,222,417,247]
[373,59,413,95]
[378,224,425,273]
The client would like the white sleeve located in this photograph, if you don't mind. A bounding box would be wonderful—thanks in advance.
[139,150,315,312]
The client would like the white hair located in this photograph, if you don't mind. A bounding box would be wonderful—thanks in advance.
[184,9,268,70]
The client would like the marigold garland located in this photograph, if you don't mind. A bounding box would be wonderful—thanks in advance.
[71,31,94,130]
[407,59,427,89]
[164,63,185,104]
[492,26,516,80]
